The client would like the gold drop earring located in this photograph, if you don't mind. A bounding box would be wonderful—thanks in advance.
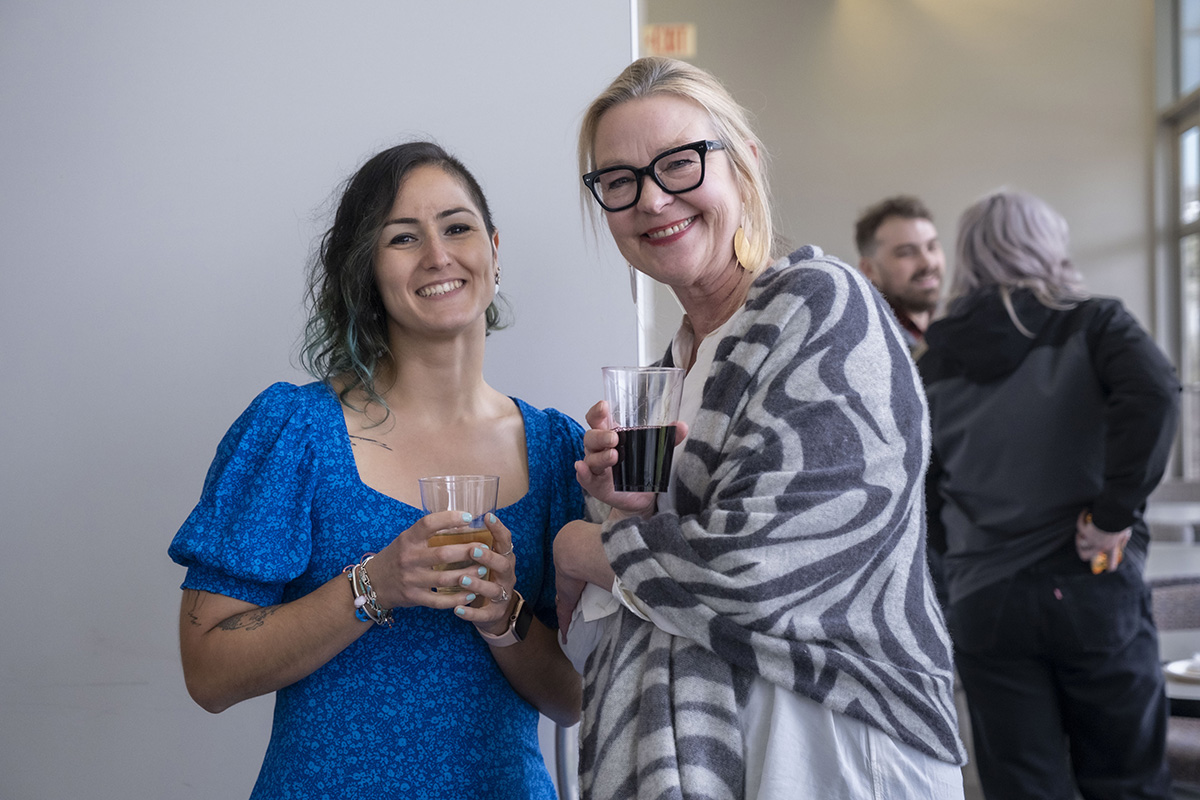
[734,226,753,269]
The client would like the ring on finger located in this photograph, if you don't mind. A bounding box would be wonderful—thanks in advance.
[493,586,510,603]
[493,543,514,557]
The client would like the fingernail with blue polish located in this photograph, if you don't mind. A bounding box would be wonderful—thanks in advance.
[473,547,484,558]
[465,593,476,603]
[461,576,473,587]
[486,513,498,524]
[454,607,466,616]
[477,566,488,577]
[461,512,474,523]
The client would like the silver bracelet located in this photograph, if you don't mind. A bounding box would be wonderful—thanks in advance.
[343,554,393,626]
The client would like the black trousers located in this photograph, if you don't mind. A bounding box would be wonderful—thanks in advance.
[948,563,1172,800]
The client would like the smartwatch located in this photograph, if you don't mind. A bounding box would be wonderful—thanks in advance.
[477,590,533,647]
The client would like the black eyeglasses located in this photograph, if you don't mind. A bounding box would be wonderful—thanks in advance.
[582,140,726,212]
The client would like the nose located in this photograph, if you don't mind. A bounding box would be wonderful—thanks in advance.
[635,174,672,214]
[926,244,945,271]
[421,236,453,269]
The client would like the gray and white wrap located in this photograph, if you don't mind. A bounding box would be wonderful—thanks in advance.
[579,247,965,800]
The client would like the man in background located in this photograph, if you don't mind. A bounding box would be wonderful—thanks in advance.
[854,195,945,354]
[856,195,950,609]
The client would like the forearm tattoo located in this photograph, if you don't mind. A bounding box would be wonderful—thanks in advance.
[216,606,279,631]
[183,592,280,631]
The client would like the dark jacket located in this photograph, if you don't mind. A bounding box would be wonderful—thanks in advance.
[918,288,1180,604]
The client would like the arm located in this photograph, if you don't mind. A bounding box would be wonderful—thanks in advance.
[450,514,582,726]
[179,509,513,713]
[179,581,367,714]
[555,399,675,633]
[1088,303,1182,531]
[484,619,581,727]
[553,518,617,635]
[596,262,935,657]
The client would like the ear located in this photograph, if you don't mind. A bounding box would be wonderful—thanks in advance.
[858,255,876,280]
[491,228,501,254]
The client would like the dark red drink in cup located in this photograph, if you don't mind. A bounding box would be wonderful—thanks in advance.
[602,367,685,493]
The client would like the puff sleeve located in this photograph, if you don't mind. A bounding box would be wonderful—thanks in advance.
[168,382,321,607]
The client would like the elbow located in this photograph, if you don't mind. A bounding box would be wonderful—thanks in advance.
[546,701,581,729]
[559,707,582,728]
[182,664,245,714]
[185,677,235,715]
[546,680,583,728]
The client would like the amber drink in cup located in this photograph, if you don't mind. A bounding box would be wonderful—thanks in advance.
[419,474,499,593]
[602,366,685,493]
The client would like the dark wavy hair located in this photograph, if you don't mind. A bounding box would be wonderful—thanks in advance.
[300,141,505,416]
[853,195,935,258]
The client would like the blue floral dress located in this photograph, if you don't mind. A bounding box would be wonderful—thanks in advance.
[169,382,584,799]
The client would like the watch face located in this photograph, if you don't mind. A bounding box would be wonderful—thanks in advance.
[513,599,534,642]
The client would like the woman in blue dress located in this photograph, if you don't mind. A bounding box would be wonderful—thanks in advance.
[169,142,584,799]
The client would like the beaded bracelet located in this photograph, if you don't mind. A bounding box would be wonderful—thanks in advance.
[343,554,394,626]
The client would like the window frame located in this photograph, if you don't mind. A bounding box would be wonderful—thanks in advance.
[1157,0,1200,482]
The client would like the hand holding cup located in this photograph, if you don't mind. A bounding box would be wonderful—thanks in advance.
[419,475,500,593]
[602,366,685,493]
[575,368,687,515]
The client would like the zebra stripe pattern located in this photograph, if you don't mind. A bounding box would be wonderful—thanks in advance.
[578,248,965,799]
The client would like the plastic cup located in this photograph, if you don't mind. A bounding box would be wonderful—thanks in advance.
[602,366,685,493]
[419,474,499,593]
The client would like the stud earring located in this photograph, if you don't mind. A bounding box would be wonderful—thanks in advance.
[494,264,501,286]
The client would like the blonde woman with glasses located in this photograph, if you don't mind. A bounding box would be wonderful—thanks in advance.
[553,57,966,800]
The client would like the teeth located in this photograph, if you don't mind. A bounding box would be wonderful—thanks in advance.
[646,218,694,240]
[417,280,465,297]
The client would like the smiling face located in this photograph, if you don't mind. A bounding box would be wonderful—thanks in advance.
[860,215,944,318]
[592,94,745,294]
[373,165,499,341]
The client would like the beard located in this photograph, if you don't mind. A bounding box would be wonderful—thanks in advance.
[884,270,941,315]
[896,287,940,314]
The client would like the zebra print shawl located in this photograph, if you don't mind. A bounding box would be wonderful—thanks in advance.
[579,248,965,800]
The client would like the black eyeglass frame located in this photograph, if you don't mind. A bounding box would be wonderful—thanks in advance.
[581,139,726,212]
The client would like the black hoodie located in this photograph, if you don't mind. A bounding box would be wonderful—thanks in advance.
[918,288,1180,603]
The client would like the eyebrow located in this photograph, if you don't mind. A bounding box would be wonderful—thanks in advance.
[382,207,479,227]
[595,141,691,171]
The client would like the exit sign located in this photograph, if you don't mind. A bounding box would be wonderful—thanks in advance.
[642,24,696,58]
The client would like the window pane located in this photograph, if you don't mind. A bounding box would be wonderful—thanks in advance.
[1183,0,1200,96]
[1186,236,1200,385]
[1183,127,1200,225]
[1180,235,1200,479]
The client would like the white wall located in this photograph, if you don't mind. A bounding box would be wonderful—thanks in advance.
[642,0,1155,357]
[0,3,634,798]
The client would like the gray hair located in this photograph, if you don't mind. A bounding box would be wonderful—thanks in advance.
[951,189,1088,325]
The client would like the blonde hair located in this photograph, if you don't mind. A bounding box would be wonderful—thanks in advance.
[577,57,774,273]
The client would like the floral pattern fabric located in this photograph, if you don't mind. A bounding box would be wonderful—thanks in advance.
[169,381,585,799]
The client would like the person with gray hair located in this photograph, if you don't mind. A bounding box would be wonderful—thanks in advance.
[919,189,1180,799]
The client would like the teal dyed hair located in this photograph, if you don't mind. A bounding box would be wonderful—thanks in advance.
[300,141,506,419]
